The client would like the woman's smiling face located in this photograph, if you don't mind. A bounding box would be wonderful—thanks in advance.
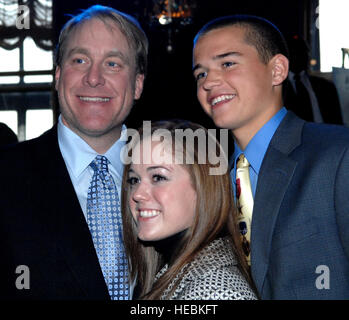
[127,138,197,241]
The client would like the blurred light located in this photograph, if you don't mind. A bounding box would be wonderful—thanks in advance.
[153,0,193,25]
[159,15,171,25]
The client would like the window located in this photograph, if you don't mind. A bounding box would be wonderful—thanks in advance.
[0,46,20,84]
[0,110,18,135]
[23,36,53,83]
[26,109,53,139]
[318,0,349,72]
[0,0,53,142]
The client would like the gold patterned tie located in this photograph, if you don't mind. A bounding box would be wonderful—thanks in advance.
[236,154,254,265]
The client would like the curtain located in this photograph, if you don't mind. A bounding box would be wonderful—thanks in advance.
[0,0,52,51]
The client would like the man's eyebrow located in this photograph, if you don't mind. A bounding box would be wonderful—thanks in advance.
[214,51,242,60]
[193,51,242,72]
[65,47,131,65]
[66,47,89,58]
[107,49,131,65]
[192,63,202,73]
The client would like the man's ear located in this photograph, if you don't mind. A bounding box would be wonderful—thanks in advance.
[55,66,61,91]
[270,54,289,86]
[134,73,145,100]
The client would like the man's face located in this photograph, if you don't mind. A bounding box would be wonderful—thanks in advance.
[193,26,282,145]
[55,18,144,142]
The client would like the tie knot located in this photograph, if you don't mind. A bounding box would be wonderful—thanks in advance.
[90,155,109,173]
[236,154,250,169]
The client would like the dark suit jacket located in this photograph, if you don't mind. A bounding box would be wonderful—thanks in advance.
[250,111,349,299]
[0,127,110,300]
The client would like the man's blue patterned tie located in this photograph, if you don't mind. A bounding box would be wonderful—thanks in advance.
[86,155,129,300]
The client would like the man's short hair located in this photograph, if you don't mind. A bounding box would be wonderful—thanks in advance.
[194,15,289,64]
[55,5,148,75]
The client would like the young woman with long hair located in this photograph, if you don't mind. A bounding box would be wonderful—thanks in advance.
[121,120,257,300]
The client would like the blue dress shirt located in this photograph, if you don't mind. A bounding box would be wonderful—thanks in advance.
[231,107,287,198]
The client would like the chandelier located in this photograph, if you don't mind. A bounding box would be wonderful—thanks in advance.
[151,0,194,26]
[149,0,195,52]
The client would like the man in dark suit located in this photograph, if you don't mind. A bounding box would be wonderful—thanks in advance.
[284,35,343,124]
[0,5,147,300]
[0,122,18,146]
[193,15,349,299]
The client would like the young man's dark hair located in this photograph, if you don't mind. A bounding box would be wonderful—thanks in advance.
[194,15,289,64]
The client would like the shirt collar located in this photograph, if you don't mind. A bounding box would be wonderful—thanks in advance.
[58,115,127,179]
[232,107,287,174]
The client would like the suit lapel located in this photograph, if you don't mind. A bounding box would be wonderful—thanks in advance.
[34,127,109,299]
[251,147,297,294]
[251,112,304,295]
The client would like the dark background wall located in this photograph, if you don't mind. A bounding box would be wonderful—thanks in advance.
[53,0,312,130]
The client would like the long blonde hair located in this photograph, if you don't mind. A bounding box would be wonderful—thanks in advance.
[121,120,253,299]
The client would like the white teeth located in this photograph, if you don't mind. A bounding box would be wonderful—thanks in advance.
[79,96,110,102]
[139,210,161,218]
[211,94,235,106]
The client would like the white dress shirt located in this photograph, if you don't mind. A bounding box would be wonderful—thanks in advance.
[57,115,127,220]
